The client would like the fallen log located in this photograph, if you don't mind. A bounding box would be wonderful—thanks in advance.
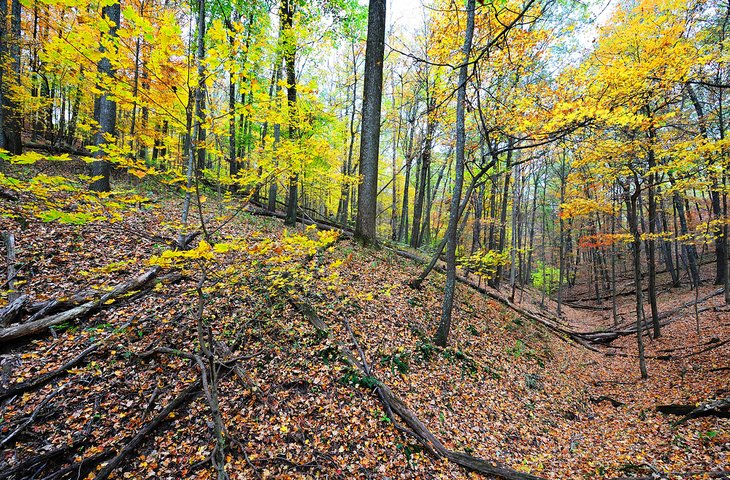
[657,397,730,425]
[246,206,353,237]
[0,294,28,327]
[579,288,725,343]
[40,451,115,480]
[589,396,624,408]
[395,248,601,352]
[0,267,161,343]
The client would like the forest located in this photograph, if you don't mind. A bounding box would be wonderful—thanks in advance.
[0,0,728,478]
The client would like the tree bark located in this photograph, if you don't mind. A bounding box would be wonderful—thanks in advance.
[0,0,23,154]
[282,0,299,227]
[354,0,386,245]
[412,101,434,248]
[624,179,648,379]
[645,123,660,338]
[434,0,475,347]
[89,2,120,192]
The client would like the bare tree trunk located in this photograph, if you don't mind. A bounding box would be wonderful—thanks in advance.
[670,180,701,287]
[354,0,386,244]
[398,115,416,242]
[557,163,566,317]
[194,1,207,175]
[624,180,648,379]
[0,0,23,154]
[411,102,434,248]
[90,1,120,192]
[268,63,282,212]
[524,165,540,285]
[282,0,299,227]
[643,119,660,337]
[492,148,512,289]
[611,193,619,327]
[129,35,141,158]
[509,162,520,302]
[228,37,238,181]
[179,0,205,245]
[434,0,475,347]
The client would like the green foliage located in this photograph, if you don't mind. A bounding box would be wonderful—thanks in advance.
[459,249,510,280]
[525,373,542,390]
[380,349,410,375]
[318,345,340,364]
[338,368,379,389]
[507,339,527,357]
[441,347,479,378]
[531,262,560,295]
[415,340,436,362]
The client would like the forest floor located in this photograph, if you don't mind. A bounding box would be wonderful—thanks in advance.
[0,162,728,479]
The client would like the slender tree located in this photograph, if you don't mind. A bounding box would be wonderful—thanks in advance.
[282,0,298,226]
[435,0,475,347]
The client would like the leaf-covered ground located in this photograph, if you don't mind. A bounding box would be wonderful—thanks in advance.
[0,167,727,479]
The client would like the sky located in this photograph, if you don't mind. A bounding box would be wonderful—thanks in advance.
[387,0,425,32]
[384,0,617,47]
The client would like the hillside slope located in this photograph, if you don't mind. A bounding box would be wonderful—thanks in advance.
[0,175,727,480]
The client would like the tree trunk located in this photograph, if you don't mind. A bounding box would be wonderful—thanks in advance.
[0,0,23,154]
[354,0,386,244]
[268,63,282,212]
[194,1,207,175]
[624,181,648,379]
[670,180,701,287]
[338,41,359,226]
[90,1,120,192]
[228,38,238,180]
[657,185,680,287]
[282,0,299,227]
[412,103,434,248]
[645,128,660,338]
[492,148,512,289]
[398,116,415,242]
[687,83,726,286]
[434,0,475,347]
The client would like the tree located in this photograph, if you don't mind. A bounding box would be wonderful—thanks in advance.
[90,1,121,192]
[282,0,298,227]
[434,0,475,347]
[0,0,23,154]
[353,0,386,245]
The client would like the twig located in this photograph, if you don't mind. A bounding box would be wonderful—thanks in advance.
[140,385,160,423]
[0,342,99,402]
[195,267,228,480]
[3,231,19,303]
[0,385,63,446]
[93,378,202,480]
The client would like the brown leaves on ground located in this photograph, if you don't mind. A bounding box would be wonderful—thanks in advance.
[0,189,727,479]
